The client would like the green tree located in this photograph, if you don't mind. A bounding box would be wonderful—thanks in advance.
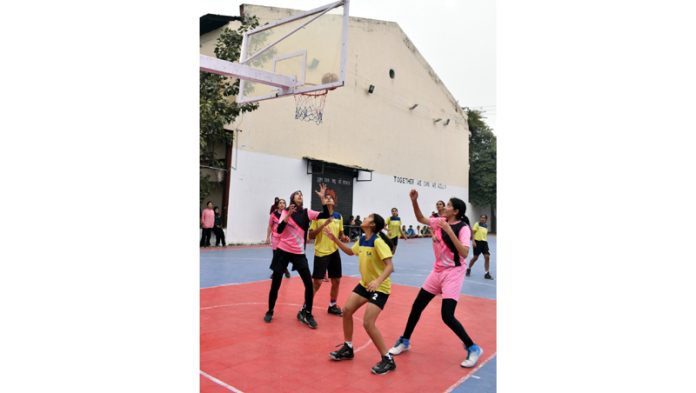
[200,16,260,204]
[467,109,497,232]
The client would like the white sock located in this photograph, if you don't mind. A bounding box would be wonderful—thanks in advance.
[329,301,336,307]
[385,352,393,360]
[345,341,353,348]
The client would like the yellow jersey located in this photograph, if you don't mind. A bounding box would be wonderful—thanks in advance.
[351,234,393,294]
[309,212,343,257]
[473,222,489,241]
[385,216,402,239]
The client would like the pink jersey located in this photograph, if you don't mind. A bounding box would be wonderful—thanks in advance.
[276,208,321,254]
[268,212,281,250]
[201,208,215,229]
[429,216,471,272]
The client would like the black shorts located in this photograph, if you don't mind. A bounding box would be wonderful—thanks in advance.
[353,283,389,310]
[269,249,309,274]
[312,250,342,279]
[391,237,398,247]
[473,241,490,256]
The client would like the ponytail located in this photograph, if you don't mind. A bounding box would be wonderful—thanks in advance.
[371,213,395,252]
[450,197,471,227]
[378,231,395,253]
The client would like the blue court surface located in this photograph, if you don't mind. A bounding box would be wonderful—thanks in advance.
[201,235,496,393]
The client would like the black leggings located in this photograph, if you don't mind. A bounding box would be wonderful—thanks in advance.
[268,266,314,313]
[402,288,475,348]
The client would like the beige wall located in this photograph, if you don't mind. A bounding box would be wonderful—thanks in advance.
[201,5,469,188]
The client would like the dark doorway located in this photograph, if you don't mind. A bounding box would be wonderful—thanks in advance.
[309,161,354,221]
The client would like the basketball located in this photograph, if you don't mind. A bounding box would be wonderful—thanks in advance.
[322,72,340,88]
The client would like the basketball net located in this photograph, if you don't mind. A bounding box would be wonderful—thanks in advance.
[294,89,328,125]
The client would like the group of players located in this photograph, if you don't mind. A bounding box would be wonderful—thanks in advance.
[263,183,491,375]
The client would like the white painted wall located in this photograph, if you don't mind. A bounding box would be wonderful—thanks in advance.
[353,172,470,230]
[226,151,471,244]
[226,149,311,244]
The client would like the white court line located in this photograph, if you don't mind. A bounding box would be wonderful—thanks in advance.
[201,301,373,353]
[470,375,481,379]
[202,278,272,289]
[200,370,244,393]
[443,352,496,393]
[203,257,270,261]
[463,280,497,288]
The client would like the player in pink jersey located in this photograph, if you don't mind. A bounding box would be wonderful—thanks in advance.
[264,184,330,328]
[388,189,484,368]
[266,197,290,279]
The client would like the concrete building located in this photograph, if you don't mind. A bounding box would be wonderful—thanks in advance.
[200,5,470,244]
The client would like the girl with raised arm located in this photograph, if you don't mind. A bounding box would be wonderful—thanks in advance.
[323,214,397,375]
[264,184,329,329]
[388,190,484,368]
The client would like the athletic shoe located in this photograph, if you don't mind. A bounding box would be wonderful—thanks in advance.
[327,304,343,316]
[484,272,493,280]
[284,269,291,278]
[371,355,396,375]
[297,309,318,329]
[388,337,410,355]
[263,310,273,323]
[466,268,471,277]
[329,343,354,360]
[460,344,483,368]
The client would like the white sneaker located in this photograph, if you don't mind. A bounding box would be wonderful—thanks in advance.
[460,344,483,368]
[388,337,410,355]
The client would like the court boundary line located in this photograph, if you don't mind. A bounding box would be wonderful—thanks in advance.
[200,370,245,393]
[201,301,374,354]
[443,352,497,393]
[201,276,497,300]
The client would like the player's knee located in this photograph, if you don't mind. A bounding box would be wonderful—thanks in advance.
[441,310,456,325]
[363,318,375,330]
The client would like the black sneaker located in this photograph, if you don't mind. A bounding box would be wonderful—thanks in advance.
[327,304,343,316]
[329,343,354,360]
[484,272,493,280]
[284,269,291,278]
[466,268,471,277]
[297,309,318,329]
[371,355,396,375]
[264,310,273,323]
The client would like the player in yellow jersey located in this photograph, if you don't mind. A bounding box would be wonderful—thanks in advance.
[308,189,349,316]
[386,207,408,253]
[467,214,493,279]
[323,213,397,375]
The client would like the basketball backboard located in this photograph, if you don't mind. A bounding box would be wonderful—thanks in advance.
[236,0,349,103]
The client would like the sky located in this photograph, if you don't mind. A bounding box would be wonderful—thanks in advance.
[199,0,497,130]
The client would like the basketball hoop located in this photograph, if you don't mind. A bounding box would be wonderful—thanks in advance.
[293,72,338,125]
[294,89,329,125]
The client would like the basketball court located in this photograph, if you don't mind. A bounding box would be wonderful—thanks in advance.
[200,2,496,391]
[200,237,497,393]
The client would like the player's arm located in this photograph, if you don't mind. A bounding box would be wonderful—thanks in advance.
[308,218,333,239]
[366,258,394,292]
[409,189,431,226]
[438,221,470,257]
[338,219,349,242]
[322,227,355,255]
